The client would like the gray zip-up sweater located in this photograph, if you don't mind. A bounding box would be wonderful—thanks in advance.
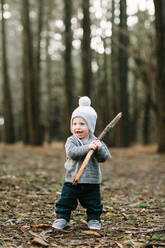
[64,134,111,184]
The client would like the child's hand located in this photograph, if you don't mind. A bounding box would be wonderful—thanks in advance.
[89,142,97,150]
[93,139,102,150]
[89,140,102,150]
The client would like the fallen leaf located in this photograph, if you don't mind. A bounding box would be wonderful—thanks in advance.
[122,212,128,219]
[82,230,101,237]
[115,241,124,248]
[34,223,52,231]
[132,241,146,248]
[29,230,42,237]
[31,237,48,246]
[105,211,113,217]
[80,219,87,225]
[20,225,31,232]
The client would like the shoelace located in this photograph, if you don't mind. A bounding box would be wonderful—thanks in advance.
[89,220,100,225]
[91,220,99,223]
[55,219,64,223]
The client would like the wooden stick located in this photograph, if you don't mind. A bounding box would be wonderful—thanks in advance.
[72,112,122,185]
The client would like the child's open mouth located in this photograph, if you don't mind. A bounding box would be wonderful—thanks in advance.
[76,131,83,134]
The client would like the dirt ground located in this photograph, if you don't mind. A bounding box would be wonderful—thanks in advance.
[0,142,165,247]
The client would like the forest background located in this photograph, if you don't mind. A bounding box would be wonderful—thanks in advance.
[0,0,165,153]
[1,1,165,247]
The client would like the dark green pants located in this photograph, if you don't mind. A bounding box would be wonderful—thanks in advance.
[56,182,103,222]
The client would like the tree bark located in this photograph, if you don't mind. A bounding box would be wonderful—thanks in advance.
[153,0,165,153]
[22,0,40,145]
[111,0,121,146]
[119,0,130,147]
[97,39,111,146]
[63,0,75,137]
[34,0,44,144]
[45,2,53,143]
[81,0,92,96]
[111,0,118,115]
[1,0,15,143]
[143,45,152,145]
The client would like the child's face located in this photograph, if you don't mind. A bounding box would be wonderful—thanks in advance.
[72,117,90,140]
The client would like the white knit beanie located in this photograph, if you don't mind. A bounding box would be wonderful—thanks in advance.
[71,96,97,134]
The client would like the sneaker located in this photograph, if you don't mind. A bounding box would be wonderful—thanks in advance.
[88,220,101,230]
[52,218,67,229]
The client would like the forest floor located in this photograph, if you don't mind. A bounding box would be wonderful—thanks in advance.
[0,142,165,248]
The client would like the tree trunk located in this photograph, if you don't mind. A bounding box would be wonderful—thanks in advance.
[111,0,121,146]
[22,66,29,144]
[45,1,54,143]
[34,0,44,144]
[143,45,153,145]
[153,0,165,153]
[81,0,92,97]
[21,0,40,145]
[119,0,130,147]
[63,0,75,137]
[111,0,118,115]
[98,39,111,146]
[130,81,139,143]
[1,0,15,143]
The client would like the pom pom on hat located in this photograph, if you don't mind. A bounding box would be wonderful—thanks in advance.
[71,96,97,134]
[79,96,91,106]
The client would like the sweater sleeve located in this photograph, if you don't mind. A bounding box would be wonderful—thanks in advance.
[65,136,89,160]
[94,141,111,162]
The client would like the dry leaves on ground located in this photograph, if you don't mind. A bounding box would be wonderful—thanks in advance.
[0,143,165,247]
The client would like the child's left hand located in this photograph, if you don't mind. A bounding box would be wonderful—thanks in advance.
[90,140,102,150]
[94,139,102,150]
